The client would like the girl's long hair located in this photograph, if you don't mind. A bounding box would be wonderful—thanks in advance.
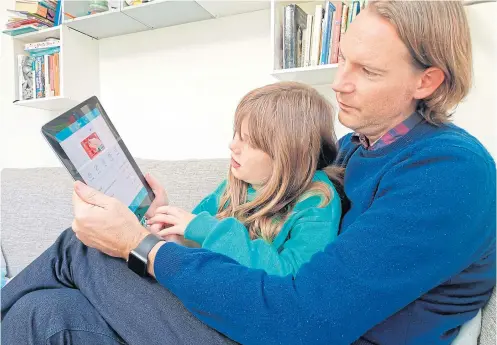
[217,82,344,242]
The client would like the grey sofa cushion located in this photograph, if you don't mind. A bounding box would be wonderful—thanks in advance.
[480,290,496,345]
[1,158,228,276]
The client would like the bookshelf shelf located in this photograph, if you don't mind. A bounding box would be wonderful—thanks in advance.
[13,26,61,43]
[271,64,338,85]
[14,96,78,111]
[196,1,271,18]
[63,9,148,39]
[122,0,213,30]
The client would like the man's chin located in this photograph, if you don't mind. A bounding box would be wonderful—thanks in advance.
[337,110,358,131]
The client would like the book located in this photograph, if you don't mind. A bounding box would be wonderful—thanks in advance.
[330,2,343,64]
[283,4,308,69]
[310,4,324,66]
[34,56,44,98]
[53,53,60,96]
[14,2,55,22]
[28,46,60,57]
[6,9,55,27]
[17,55,34,100]
[54,0,62,26]
[2,23,47,36]
[340,3,349,40]
[351,1,360,22]
[302,14,314,67]
[320,1,335,65]
[25,38,60,51]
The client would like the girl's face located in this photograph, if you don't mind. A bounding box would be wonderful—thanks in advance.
[229,118,273,189]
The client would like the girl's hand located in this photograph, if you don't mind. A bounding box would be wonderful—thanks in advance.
[147,206,195,239]
[144,173,170,234]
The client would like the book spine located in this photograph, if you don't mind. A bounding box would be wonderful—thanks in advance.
[54,0,62,26]
[29,46,61,57]
[44,55,51,97]
[341,3,349,35]
[310,5,323,66]
[295,6,308,68]
[25,40,60,51]
[31,59,36,99]
[320,2,335,65]
[54,53,60,96]
[35,56,44,98]
[319,2,329,65]
[351,1,360,21]
[283,4,296,69]
[327,13,334,64]
[17,55,23,100]
[49,55,55,96]
[303,15,314,67]
[330,2,343,64]
[348,1,354,27]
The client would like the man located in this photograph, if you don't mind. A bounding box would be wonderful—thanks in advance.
[2,1,495,345]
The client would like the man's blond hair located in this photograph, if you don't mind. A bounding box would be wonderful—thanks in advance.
[369,1,472,124]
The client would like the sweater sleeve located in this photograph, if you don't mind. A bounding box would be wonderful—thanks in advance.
[154,145,496,345]
[184,210,339,277]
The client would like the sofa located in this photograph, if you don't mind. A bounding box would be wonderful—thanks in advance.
[1,158,495,344]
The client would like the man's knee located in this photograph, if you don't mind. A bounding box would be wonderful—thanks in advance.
[2,289,123,344]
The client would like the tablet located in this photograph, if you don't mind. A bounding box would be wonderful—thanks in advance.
[41,96,154,226]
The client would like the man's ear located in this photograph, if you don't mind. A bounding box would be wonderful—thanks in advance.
[413,67,445,100]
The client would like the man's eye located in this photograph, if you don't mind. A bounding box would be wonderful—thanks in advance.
[363,68,378,77]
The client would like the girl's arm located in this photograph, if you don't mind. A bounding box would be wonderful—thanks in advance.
[185,199,341,277]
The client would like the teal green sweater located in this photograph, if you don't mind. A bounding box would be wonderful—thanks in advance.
[184,170,341,277]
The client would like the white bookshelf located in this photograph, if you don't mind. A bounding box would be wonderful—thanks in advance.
[122,0,213,30]
[7,0,339,111]
[270,0,339,85]
[60,0,272,40]
[12,25,99,111]
[271,64,339,85]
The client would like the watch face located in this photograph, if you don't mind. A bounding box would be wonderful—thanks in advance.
[128,251,147,277]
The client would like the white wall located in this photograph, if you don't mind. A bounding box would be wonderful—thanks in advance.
[1,3,496,171]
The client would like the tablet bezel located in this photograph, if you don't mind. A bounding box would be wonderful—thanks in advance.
[41,95,155,219]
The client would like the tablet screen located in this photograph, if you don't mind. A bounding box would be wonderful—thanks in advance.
[42,97,153,225]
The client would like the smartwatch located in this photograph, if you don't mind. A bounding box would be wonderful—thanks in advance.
[127,233,163,277]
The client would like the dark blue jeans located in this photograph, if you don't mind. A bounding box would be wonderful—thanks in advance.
[1,228,237,345]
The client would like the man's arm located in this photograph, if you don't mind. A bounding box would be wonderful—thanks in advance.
[149,146,496,345]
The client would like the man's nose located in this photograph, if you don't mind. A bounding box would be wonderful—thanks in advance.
[331,66,356,94]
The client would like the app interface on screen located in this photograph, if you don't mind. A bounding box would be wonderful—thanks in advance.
[55,107,149,223]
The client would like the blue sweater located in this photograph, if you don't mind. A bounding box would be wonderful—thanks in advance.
[154,120,496,345]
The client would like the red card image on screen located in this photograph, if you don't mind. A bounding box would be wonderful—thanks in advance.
[81,132,105,159]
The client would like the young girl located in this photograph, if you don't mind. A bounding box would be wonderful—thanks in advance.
[147,81,344,277]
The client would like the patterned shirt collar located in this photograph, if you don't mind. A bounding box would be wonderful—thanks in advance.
[351,111,425,151]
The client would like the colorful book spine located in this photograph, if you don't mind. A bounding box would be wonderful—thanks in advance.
[28,46,61,57]
[319,1,335,65]
[351,1,360,22]
[330,2,343,64]
[54,0,62,26]
[35,56,44,98]
[54,53,60,96]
